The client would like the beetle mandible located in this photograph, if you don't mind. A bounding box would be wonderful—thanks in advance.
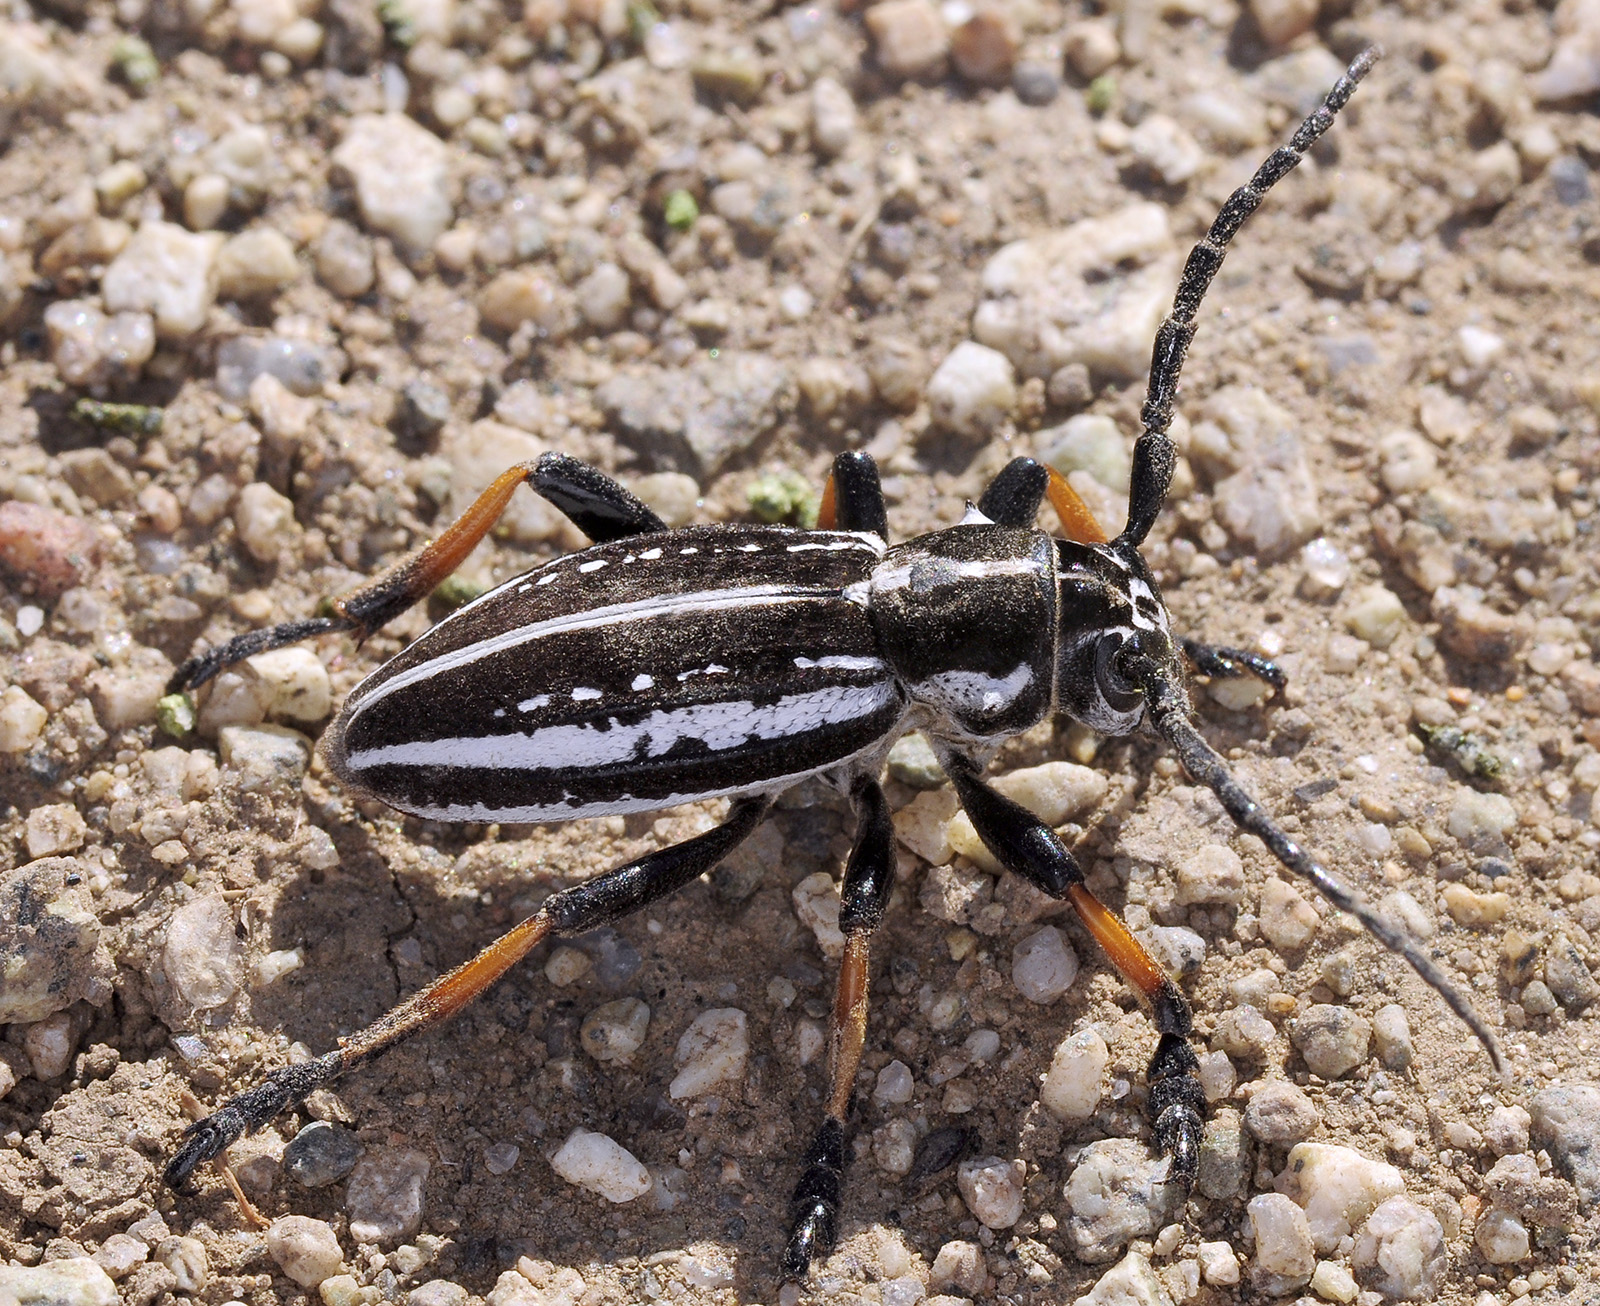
[164,45,1502,1277]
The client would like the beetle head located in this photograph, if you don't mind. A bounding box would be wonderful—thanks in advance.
[1053,539,1188,735]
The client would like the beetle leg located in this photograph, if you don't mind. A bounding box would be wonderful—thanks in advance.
[1043,466,1109,545]
[531,452,667,544]
[784,776,896,1278]
[165,797,771,1191]
[976,457,1048,526]
[815,451,889,540]
[1180,637,1287,691]
[942,753,1203,1191]
[976,459,1109,545]
[171,454,665,693]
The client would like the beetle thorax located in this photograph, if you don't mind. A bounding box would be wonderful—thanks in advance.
[867,526,1057,742]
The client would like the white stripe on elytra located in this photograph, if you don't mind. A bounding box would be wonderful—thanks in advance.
[351,585,843,715]
[345,682,901,777]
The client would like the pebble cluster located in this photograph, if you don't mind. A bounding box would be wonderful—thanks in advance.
[2,0,1600,1296]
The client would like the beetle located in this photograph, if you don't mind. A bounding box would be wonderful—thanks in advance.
[163,46,1501,1277]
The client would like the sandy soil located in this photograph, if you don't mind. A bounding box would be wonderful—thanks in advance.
[2,0,1600,1303]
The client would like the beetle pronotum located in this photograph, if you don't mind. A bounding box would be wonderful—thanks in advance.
[164,46,1503,1277]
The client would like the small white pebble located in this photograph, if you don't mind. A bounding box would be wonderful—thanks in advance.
[927,341,1017,440]
[1259,878,1320,951]
[956,1155,1025,1229]
[1310,1259,1358,1303]
[1458,325,1505,368]
[544,946,591,986]
[791,872,845,958]
[1040,1027,1107,1120]
[549,1129,650,1203]
[266,1216,344,1288]
[1352,1197,1447,1299]
[874,1060,916,1106]
[1247,1193,1315,1295]
[483,1141,519,1176]
[24,1011,77,1079]
[579,997,650,1063]
[1011,925,1079,1003]
[253,948,304,987]
[669,1008,748,1098]
[1198,1240,1239,1287]
[964,1028,1000,1063]
[1474,1207,1530,1264]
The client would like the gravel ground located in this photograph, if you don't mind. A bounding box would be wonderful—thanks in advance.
[3,0,1600,1304]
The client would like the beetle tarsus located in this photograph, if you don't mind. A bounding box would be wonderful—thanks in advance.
[164,1055,336,1186]
[1180,637,1288,690]
[783,1117,846,1278]
[1148,1032,1204,1191]
[168,616,346,694]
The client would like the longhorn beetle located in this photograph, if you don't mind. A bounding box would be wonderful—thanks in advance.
[164,46,1503,1277]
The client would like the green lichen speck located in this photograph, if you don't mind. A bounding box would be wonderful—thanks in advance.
[432,574,488,610]
[748,470,819,528]
[73,398,164,437]
[157,693,196,738]
[1416,722,1505,782]
[663,189,700,231]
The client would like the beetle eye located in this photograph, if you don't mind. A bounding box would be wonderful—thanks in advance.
[1094,634,1143,714]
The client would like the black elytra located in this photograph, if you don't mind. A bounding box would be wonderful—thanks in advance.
[163,46,1504,1281]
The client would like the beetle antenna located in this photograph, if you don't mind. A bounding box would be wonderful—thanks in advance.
[1121,649,1507,1077]
[1117,46,1381,549]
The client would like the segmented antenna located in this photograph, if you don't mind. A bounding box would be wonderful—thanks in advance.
[1124,649,1507,1075]
[1118,47,1382,550]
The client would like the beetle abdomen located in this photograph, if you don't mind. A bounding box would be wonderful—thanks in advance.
[324,526,903,821]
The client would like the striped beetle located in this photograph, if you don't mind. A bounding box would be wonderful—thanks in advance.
[164,47,1501,1277]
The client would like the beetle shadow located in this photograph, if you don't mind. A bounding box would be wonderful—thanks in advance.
[226,803,871,1292]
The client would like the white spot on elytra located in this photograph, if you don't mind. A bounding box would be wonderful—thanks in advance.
[680,547,699,555]
[794,655,886,673]
[537,573,560,586]
[737,543,762,552]
[677,663,731,682]
[640,548,663,559]
[579,559,607,573]
[787,539,863,553]
[572,687,603,701]
[632,674,654,691]
[518,695,550,712]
